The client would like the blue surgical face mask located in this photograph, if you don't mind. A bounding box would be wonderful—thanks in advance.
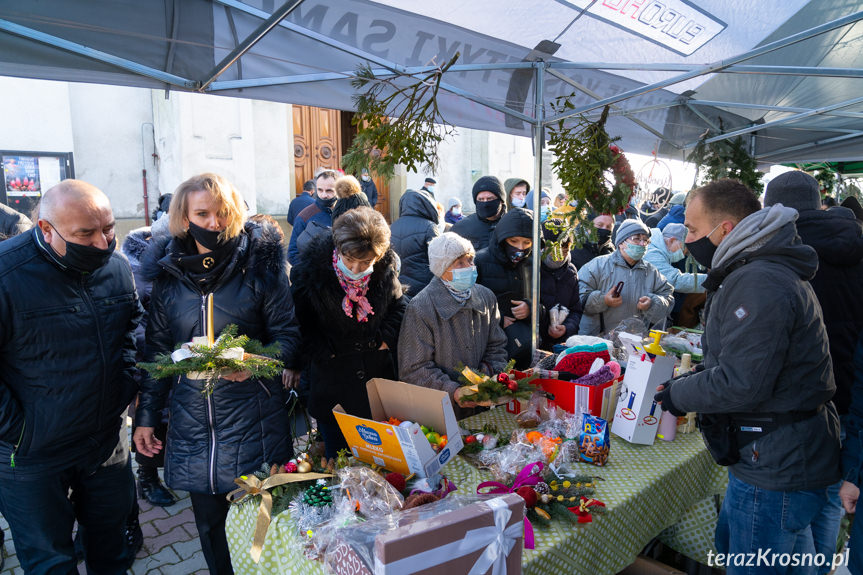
[337,256,374,280]
[511,197,526,208]
[444,265,478,291]
[540,206,550,222]
[623,242,646,261]
[668,247,685,263]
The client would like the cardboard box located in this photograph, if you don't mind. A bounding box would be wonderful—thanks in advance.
[374,494,524,575]
[611,338,675,445]
[333,378,463,477]
[618,556,686,575]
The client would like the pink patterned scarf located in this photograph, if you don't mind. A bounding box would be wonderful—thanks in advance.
[332,249,374,323]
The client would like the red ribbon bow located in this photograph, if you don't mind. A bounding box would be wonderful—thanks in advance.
[568,496,606,523]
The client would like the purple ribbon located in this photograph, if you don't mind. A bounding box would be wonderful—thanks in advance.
[476,462,544,549]
[409,477,458,499]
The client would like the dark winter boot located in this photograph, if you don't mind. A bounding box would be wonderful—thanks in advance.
[137,466,176,507]
[125,514,143,562]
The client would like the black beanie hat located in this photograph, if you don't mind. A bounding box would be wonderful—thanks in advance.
[841,196,863,222]
[472,175,506,205]
[764,171,821,212]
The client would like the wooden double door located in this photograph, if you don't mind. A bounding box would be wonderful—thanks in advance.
[292,105,390,222]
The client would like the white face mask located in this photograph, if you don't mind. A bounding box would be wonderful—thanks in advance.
[361,174,371,182]
[451,206,462,216]
[511,197,526,208]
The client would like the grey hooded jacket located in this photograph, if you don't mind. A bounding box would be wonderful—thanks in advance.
[670,205,840,491]
[577,248,674,336]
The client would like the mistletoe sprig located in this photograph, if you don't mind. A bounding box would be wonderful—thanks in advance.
[527,476,606,526]
[341,54,460,179]
[137,324,283,395]
[547,102,636,250]
[687,118,764,195]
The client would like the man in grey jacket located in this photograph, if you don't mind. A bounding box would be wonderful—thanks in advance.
[398,232,508,412]
[578,218,674,336]
[655,179,840,573]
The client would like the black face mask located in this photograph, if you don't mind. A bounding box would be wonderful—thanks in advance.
[317,195,337,209]
[476,198,502,221]
[684,224,721,268]
[596,228,612,245]
[187,221,226,251]
[47,225,116,273]
[504,242,531,264]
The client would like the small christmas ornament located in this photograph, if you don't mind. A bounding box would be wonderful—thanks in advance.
[284,461,298,473]
[297,461,312,473]
[302,481,333,507]
[515,485,538,508]
[534,481,550,495]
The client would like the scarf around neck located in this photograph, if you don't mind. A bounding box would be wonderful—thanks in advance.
[332,249,374,323]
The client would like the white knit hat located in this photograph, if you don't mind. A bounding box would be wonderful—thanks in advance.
[428,232,475,278]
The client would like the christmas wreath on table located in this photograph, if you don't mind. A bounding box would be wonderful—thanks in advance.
[137,324,283,396]
[455,360,538,406]
[546,102,636,252]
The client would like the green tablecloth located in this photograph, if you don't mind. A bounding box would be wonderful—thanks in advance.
[226,407,727,575]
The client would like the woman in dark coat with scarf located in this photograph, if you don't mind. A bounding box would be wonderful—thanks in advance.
[291,206,407,458]
[133,173,302,575]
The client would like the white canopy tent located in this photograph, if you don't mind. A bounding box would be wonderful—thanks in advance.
[3,0,862,349]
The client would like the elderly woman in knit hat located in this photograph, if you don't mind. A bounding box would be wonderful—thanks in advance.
[398,232,508,410]
[577,218,674,336]
[643,222,706,294]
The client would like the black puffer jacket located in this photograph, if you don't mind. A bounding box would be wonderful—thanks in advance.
[291,235,406,426]
[391,190,440,295]
[539,257,583,348]
[0,229,141,477]
[137,221,301,494]
[571,238,614,270]
[451,214,498,252]
[795,207,863,414]
[475,209,543,365]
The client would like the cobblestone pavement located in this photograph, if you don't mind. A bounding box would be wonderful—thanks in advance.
[0,468,206,575]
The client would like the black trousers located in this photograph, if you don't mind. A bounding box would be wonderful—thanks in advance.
[189,492,234,575]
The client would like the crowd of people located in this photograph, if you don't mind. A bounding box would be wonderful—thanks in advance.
[1,167,862,575]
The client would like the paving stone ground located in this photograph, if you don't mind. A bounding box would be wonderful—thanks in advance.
[0,464,205,575]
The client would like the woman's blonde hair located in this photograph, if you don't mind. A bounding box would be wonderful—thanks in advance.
[333,206,390,260]
[168,173,246,240]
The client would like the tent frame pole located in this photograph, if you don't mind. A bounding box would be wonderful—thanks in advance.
[0,18,194,88]
[198,0,304,92]
[531,62,546,359]
[544,9,863,125]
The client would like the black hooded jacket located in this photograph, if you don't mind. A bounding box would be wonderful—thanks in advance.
[390,190,440,295]
[795,207,863,414]
[291,235,406,426]
[475,209,544,365]
[136,220,301,494]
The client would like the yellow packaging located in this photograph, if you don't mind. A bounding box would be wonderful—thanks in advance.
[332,379,464,477]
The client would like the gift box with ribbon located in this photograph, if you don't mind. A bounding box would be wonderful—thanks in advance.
[373,493,524,575]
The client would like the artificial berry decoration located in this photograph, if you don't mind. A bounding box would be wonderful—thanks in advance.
[507,381,518,392]
[497,373,510,384]
[515,485,538,509]
[465,435,477,444]
[283,461,298,473]
[385,472,407,493]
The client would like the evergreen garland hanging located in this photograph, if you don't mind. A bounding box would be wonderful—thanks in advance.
[547,102,636,250]
[687,119,765,195]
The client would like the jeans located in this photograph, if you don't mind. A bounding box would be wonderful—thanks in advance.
[317,421,349,459]
[848,499,863,574]
[715,471,831,575]
[0,455,135,575]
[189,492,234,575]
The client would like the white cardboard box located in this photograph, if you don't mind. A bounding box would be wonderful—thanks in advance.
[611,343,676,445]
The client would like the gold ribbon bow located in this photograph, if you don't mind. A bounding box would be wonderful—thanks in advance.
[227,471,333,562]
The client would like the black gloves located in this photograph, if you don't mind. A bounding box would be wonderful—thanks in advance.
[654,380,686,417]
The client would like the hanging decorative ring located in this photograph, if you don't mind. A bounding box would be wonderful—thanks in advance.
[635,156,673,216]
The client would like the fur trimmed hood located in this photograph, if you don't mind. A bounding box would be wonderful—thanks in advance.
[139,219,287,283]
